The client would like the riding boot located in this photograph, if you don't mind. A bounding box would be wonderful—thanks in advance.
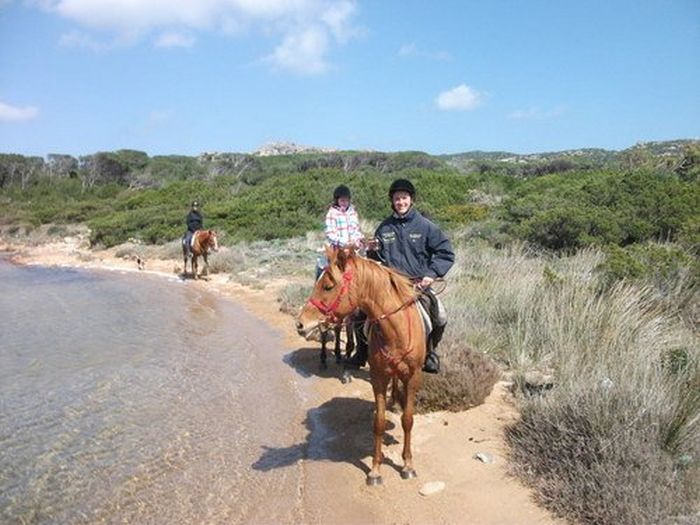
[344,320,368,368]
[423,322,445,374]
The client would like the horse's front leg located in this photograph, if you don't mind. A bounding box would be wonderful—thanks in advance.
[345,319,355,359]
[334,325,342,364]
[192,255,198,280]
[202,253,209,277]
[400,372,421,479]
[367,375,389,486]
[319,329,329,370]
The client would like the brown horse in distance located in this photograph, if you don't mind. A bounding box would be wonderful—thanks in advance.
[296,247,425,485]
[183,230,219,279]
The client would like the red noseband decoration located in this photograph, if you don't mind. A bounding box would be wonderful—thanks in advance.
[308,266,354,322]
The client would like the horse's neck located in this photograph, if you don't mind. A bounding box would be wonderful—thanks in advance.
[195,232,209,250]
[353,262,417,344]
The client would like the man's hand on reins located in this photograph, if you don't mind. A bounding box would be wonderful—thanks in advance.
[418,276,434,289]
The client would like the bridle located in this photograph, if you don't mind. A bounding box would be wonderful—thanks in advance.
[308,263,355,324]
[307,261,423,376]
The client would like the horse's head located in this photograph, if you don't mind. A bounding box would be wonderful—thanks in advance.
[296,246,358,339]
[204,230,219,252]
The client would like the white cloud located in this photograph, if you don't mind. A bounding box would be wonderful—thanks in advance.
[266,26,329,74]
[0,101,40,122]
[34,0,361,74]
[399,42,451,61]
[154,31,195,48]
[436,84,483,111]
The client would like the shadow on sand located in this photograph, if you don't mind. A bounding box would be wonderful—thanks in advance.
[284,345,370,383]
[252,395,400,476]
[253,346,403,476]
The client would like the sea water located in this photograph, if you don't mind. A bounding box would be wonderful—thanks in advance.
[0,257,307,524]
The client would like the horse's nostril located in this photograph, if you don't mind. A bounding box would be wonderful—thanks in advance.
[295,321,303,331]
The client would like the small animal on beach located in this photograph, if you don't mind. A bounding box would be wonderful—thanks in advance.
[296,246,425,486]
[182,230,219,279]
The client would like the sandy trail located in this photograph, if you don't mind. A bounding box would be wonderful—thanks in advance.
[2,236,561,525]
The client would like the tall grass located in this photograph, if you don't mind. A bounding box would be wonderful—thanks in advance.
[442,242,699,524]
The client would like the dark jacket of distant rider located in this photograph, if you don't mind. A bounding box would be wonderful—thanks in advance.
[186,208,203,233]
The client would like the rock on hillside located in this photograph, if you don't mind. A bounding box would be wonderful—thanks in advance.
[253,142,338,157]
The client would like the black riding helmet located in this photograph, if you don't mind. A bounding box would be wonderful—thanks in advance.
[388,178,416,199]
[333,185,351,200]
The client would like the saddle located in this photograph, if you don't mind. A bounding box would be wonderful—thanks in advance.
[183,232,198,249]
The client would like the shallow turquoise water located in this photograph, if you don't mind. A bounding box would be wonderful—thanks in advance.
[0,257,306,524]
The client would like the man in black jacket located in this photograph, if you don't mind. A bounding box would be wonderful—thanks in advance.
[183,200,203,259]
[346,178,455,373]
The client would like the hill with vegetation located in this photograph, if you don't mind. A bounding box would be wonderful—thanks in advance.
[1,139,698,251]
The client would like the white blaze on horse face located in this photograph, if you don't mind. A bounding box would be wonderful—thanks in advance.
[211,232,219,252]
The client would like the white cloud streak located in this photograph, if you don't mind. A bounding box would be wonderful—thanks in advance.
[436,84,483,111]
[154,31,195,48]
[35,0,361,74]
[399,42,451,61]
[0,101,40,122]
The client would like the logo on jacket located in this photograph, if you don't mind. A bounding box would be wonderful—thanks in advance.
[380,231,396,244]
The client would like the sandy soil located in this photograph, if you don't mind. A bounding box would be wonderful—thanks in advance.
[1,235,562,525]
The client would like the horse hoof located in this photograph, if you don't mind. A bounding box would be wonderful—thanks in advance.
[366,475,383,486]
[400,469,417,480]
[341,371,352,384]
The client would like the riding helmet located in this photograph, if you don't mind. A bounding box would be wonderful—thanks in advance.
[388,178,416,199]
[191,200,200,208]
[333,185,351,200]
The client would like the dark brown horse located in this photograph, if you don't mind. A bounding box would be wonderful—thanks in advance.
[183,230,219,279]
[296,247,425,485]
[319,319,355,370]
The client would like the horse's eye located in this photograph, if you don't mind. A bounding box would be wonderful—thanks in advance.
[323,283,335,291]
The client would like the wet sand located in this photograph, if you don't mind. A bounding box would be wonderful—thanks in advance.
[2,236,561,524]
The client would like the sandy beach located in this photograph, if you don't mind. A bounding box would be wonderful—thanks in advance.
[1,233,561,525]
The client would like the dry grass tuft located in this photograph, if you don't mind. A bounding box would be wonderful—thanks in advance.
[278,283,313,315]
[418,347,500,412]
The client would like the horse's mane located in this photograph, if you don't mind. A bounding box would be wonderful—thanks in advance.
[356,256,418,304]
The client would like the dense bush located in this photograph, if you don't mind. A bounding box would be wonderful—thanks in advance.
[505,170,699,250]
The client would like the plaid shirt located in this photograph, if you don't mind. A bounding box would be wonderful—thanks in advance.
[325,204,363,247]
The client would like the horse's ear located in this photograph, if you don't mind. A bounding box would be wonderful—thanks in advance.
[336,246,354,271]
[324,244,334,259]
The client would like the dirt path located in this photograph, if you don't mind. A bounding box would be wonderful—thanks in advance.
[2,236,561,525]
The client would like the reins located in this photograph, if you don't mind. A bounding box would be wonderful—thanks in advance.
[307,260,427,376]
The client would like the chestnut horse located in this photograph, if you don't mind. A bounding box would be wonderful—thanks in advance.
[296,247,425,485]
[183,230,219,279]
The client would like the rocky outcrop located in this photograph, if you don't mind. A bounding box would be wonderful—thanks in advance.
[253,141,337,157]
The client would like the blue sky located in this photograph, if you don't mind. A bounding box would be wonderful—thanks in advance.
[1,0,699,156]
